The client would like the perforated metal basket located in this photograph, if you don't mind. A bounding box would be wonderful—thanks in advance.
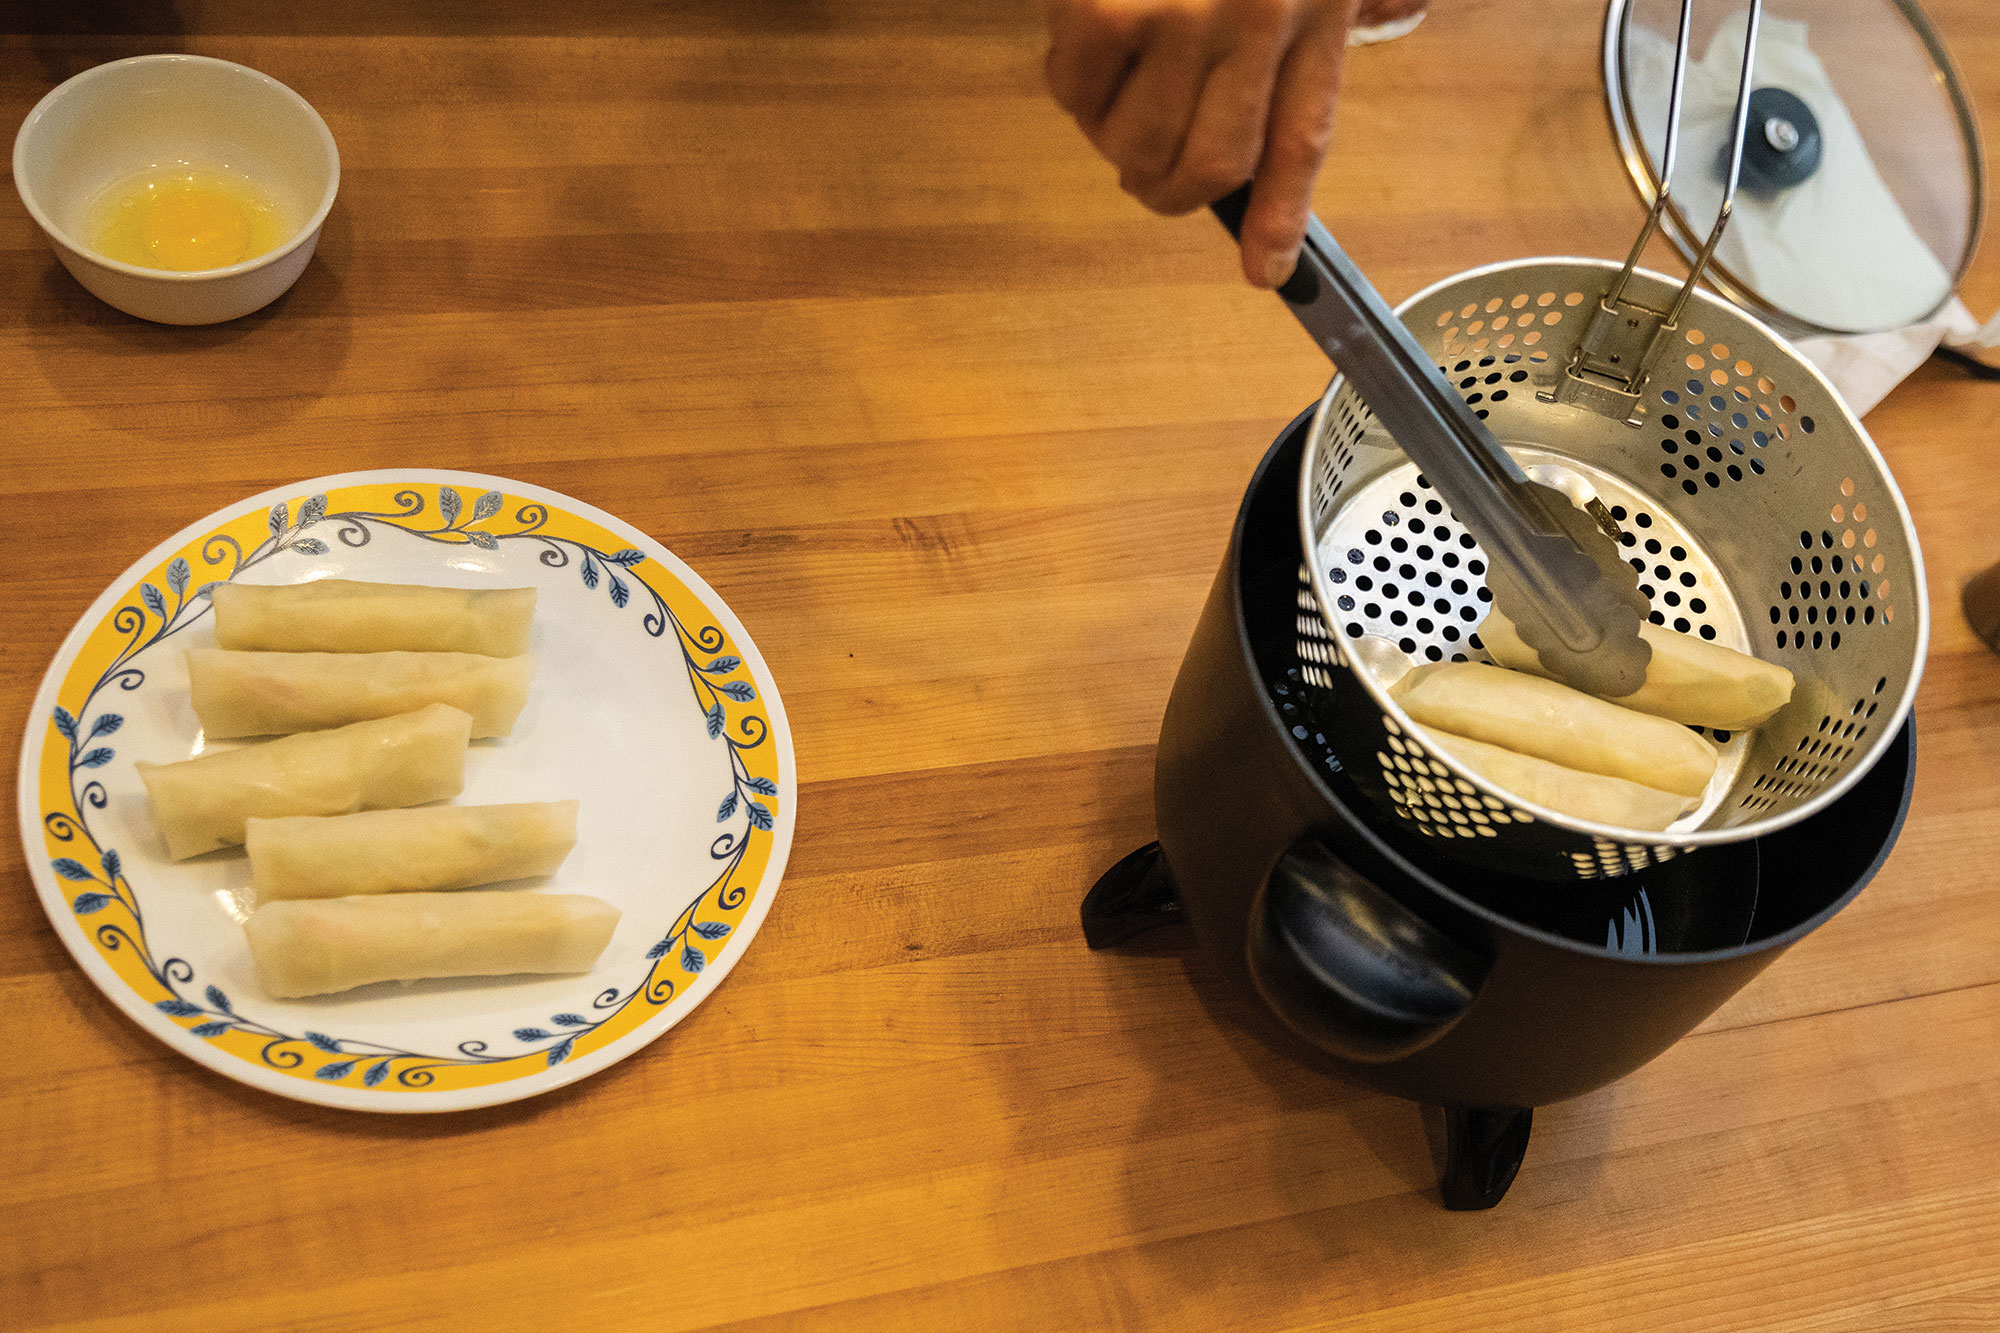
[1294,257,1928,881]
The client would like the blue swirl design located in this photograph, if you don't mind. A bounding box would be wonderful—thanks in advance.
[40,485,778,1090]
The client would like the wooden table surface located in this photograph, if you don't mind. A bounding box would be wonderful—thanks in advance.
[5,2,1998,1328]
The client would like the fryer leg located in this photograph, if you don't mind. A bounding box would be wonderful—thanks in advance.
[1439,1105,1534,1210]
[1080,842,1183,949]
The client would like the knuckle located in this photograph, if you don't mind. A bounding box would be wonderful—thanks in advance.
[1266,116,1334,167]
[1108,124,1180,180]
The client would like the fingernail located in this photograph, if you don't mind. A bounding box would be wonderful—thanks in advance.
[1264,251,1299,289]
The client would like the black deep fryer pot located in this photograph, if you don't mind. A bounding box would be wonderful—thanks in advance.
[1083,409,1915,1210]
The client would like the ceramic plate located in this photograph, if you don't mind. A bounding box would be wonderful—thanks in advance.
[17,471,794,1112]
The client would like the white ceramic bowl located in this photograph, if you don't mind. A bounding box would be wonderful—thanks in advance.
[13,54,339,325]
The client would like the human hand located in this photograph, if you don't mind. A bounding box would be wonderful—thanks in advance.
[1046,0,1422,288]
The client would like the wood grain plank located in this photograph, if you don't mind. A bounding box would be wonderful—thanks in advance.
[5,0,1998,1328]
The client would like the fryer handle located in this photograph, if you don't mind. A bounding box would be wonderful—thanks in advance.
[1247,838,1488,1064]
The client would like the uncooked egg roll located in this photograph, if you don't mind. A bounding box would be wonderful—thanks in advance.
[188,648,534,739]
[1392,661,1718,798]
[210,580,536,657]
[245,892,620,999]
[1417,729,1695,831]
[136,704,472,860]
[246,801,579,902]
[1480,609,1793,731]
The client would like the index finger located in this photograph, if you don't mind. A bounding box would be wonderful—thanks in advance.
[1238,11,1348,288]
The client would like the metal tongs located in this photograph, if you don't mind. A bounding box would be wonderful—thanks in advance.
[1212,0,1764,699]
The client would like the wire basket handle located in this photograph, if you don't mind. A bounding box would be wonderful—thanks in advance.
[1552,0,1765,421]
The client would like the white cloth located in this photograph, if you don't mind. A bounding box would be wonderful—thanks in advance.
[1796,299,2000,416]
[1625,14,1995,415]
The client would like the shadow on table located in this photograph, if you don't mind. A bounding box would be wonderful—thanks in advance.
[1095,916,1618,1300]
[24,207,355,442]
[43,950,653,1137]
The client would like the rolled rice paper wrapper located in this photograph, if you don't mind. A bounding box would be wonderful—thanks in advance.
[246,891,620,998]
[246,801,579,902]
[188,648,534,739]
[1392,661,1718,798]
[1479,609,1793,731]
[136,704,472,860]
[1418,729,1695,832]
[210,580,536,657]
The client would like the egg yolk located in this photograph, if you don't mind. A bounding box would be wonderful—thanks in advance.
[138,190,254,270]
[87,166,288,273]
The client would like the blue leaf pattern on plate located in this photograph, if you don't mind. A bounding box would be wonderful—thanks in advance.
[156,999,203,1017]
[609,574,629,608]
[465,531,498,551]
[71,892,110,914]
[299,493,328,526]
[717,791,738,822]
[514,1027,553,1042]
[703,657,741,673]
[195,582,223,601]
[52,858,93,880]
[166,557,191,594]
[718,681,756,702]
[52,707,77,741]
[745,776,778,795]
[268,502,289,537]
[363,1060,392,1088]
[681,943,705,974]
[581,556,600,590]
[546,1037,574,1067]
[76,748,115,769]
[100,847,121,879]
[140,583,167,618]
[606,549,646,566]
[746,802,774,831]
[88,713,123,740]
[189,1021,233,1038]
[646,938,670,959]
[473,490,503,521]
[438,487,462,525]
[292,538,329,556]
[205,984,233,1012]
[314,1060,356,1081]
[552,1013,589,1027]
[705,703,724,739]
[692,921,731,940]
[306,1031,343,1053]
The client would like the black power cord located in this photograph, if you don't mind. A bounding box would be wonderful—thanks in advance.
[1933,345,2000,381]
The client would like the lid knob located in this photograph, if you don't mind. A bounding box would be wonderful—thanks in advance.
[1724,87,1822,194]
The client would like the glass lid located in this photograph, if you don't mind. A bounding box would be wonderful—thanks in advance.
[1606,0,1984,336]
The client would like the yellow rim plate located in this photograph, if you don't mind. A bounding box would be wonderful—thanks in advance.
[17,471,794,1112]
